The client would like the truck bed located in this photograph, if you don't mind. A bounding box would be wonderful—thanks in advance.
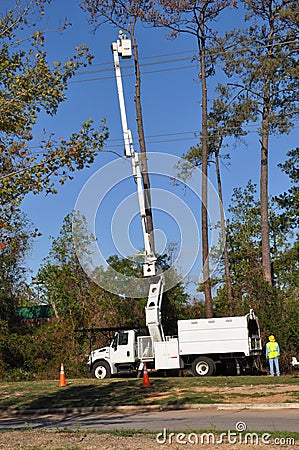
[178,316,253,356]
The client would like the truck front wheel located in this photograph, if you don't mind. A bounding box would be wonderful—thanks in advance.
[192,357,216,376]
[92,360,111,379]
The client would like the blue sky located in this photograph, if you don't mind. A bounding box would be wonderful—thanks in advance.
[13,0,296,297]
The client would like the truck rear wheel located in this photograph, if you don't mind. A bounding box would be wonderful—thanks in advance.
[92,360,111,379]
[192,357,216,376]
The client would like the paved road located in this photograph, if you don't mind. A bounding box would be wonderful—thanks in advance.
[0,408,298,433]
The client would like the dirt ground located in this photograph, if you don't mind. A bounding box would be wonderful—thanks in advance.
[219,383,299,403]
[145,382,299,404]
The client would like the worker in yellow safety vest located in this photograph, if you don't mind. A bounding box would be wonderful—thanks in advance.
[266,335,280,376]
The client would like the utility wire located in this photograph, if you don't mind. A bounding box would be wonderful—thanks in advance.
[72,37,299,82]
[4,120,299,157]
[83,49,199,69]
[76,54,198,75]
[76,37,299,72]
[70,64,196,83]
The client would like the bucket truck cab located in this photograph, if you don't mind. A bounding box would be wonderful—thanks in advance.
[88,329,140,379]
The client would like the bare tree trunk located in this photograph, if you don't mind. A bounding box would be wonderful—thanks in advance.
[199,9,213,318]
[260,12,274,286]
[50,301,59,319]
[260,113,272,284]
[131,32,155,254]
[215,149,234,312]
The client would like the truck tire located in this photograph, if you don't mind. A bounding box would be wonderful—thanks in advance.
[192,357,216,376]
[91,360,111,379]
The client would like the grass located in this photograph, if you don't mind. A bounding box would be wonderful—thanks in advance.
[0,375,298,411]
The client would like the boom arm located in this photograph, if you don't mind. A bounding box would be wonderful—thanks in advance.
[111,33,165,342]
[111,36,156,277]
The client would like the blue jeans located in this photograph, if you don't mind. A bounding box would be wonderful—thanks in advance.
[269,357,280,376]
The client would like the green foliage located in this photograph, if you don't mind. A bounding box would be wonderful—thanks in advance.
[273,241,299,293]
[1,319,87,380]
[0,212,194,379]
[37,213,191,332]
[276,148,299,229]
[219,1,299,132]
[176,91,252,179]
[38,212,148,330]
[0,320,9,378]
[92,252,191,332]
[0,209,34,323]
[0,2,108,379]
[37,213,101,328]
[213,180,299,369]
[214,181,296,304]
[0,1,109,246]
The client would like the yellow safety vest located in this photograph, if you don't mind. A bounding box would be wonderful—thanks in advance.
[266,341,279,359]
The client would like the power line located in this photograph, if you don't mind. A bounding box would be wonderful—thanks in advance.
[76,54,198,75]
[76,38,299,73]
[84,49,199,69]
[9,120,299,157]
[70,37,299,84]
[70,64,196,83]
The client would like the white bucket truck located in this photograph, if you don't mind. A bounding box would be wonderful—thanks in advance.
[87,34,262,379]
[87,308,262,378]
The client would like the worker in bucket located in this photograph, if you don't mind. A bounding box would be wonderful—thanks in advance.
[266,335,280,376]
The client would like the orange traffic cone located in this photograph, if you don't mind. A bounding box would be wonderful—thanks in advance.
[143,362,150,387]
[58,363,66,387]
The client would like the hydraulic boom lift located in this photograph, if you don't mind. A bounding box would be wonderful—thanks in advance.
[111,32,165,345]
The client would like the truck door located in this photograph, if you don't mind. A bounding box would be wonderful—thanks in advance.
[110,331,136,364]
